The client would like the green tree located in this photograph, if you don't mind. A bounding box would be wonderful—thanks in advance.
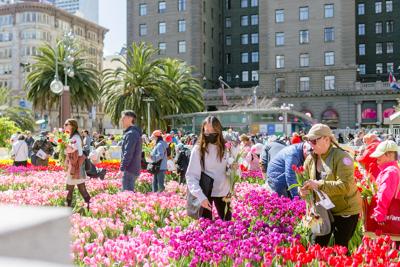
[0,87,35,132]
[24,41,100,113]
[0,117,21,148]
[101,42,204,130]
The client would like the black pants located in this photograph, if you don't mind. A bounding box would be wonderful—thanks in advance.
[14,161,27,167]
[66,183,91,208]
[201,197,232,221]
[314,214,359,248]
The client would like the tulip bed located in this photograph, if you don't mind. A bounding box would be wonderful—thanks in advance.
[0,161,399,266]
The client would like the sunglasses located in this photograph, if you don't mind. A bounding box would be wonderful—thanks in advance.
[308,137,322,145]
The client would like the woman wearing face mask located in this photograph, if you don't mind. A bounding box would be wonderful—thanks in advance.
[186,116,231,221]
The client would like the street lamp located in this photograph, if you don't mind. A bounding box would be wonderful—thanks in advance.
[253,85,259,108]
[143,96,154,137]
[50,31,76,127]
[280,103,294,136]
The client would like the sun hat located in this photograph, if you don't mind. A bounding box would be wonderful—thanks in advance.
[370,140,399,158]
[303,124,333,141]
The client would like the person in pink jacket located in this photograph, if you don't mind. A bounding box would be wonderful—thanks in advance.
[370,140,400,223]
[245,143,263,171]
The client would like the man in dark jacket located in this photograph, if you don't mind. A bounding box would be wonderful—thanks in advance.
[175,143,190,184]
[120,110,142,191]
[260,136,286,175]
[266,142,311,199]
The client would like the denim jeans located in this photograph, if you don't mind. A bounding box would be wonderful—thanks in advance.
[122,171,137,191]
[152,170,165,192]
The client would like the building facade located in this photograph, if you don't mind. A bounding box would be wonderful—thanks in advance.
[0,1,107,130]
[54,0,98,23]
[356,0,399,82]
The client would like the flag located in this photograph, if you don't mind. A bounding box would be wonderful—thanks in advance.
[389,72,400,90]
[220,81,228,105]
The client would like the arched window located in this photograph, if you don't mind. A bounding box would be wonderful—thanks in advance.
[321,109,339,128]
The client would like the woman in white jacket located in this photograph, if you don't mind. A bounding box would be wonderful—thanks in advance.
[11,135,29,167]
[186,116,231,221]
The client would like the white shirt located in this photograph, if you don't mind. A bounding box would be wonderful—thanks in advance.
[186,144,230,203]
[12,140,29,161]
[70,134,83,156]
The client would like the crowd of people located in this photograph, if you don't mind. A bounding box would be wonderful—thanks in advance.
[8,109,400,249]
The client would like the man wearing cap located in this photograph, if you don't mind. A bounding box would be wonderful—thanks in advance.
[120,110,142,191]
[300,124,361,249]
[150,130,168,192]
[369,140,400,224]
[31,131,54,166]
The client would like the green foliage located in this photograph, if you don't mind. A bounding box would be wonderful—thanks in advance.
[24,41,100,112]
[101,42,204,130]
[0,117,21,148]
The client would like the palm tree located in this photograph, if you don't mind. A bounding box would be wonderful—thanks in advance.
[0,87,35,131]
[24,41,100,114]
[101,42,204,130]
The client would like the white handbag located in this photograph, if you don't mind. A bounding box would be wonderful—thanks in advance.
[36,149,48,160]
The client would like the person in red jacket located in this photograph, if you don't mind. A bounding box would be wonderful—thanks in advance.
[291,132,302,144]
[356,133,380,181]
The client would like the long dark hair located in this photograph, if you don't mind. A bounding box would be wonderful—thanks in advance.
[198,116,226,164]
[65,118,82,141]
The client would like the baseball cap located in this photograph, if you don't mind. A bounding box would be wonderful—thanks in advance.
[370,140,398,158]
[303,124,333,141]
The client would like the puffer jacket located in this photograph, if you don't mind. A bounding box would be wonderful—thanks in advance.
[266,143,306,197]
[303,146,362,216]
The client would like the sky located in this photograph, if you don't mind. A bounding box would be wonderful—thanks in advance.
[99,0,126,56]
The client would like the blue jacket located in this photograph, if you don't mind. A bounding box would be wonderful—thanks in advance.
[120,125,142,175]
[266,143,305,197]
[151,140,168,171]
[260,141,286,172]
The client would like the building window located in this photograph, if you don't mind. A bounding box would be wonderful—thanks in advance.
[251,51,259,63]
[324,76,335,90]
[376,63,383,73]
[251,15,259,25]
[275,32,284,46]
[241,0,248,8]
[139,24,147,36]
[251,0,258,7]
[158,42,166,55]
[251,33,259,44]
[275,78,285,93]
[178,41,186,53]
[375,22,382,34]
[275,9,284,23]
[387,62,394,73]
[358,3,365,15]
[241,34,248,45]
[225,17,231,28]
[376,43,383,54]
[359,44,366,55]
[375,2,382,13]
[324,27,334,42]
[324,4,334,18]
[241,52,249,63]
[225,35,231,46]
[276,55,285,69]
[358,24,365,35]
[299,53,309,67]
[178,20,186,32]
[386,21,394,33]
[299,6,309,21]
[242,71,249,82]
[159,22,166,34]
[139,4,147,16]
[251,70,259,81]
[324,51,335,65]
[158,1,166,13]
[359,64,366,75]
[386,1,393,12]
[241,15,249,26]
[300,77,310,91]
[226,53,231,64]
[387,42,394,53]
[226,72,232,82]
[178,0,186,11]
[299,30,309,44]
[225,0,231,9]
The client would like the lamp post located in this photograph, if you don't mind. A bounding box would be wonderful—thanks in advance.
[280,103,293,136]
[50,31,76,127]
[253,85,259,108]
[143,97,154,136]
